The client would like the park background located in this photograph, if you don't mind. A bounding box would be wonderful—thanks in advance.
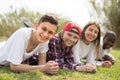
[0,0,120,80]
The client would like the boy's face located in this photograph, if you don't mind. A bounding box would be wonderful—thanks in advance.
[36,22,57,43]
[103,37,115,49]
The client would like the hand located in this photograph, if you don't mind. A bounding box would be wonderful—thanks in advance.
[43,61,59,75]
[102,55,115,65]
[76,64,97,72]
[102,61,112,68]
[110,60,115,65]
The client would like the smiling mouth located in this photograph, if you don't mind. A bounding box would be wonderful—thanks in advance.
[40,35,47,40]
[67,42,73,45]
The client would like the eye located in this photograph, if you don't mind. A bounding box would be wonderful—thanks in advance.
[48,31,54,35]
[74,36,79,39]
[41,26,47,31]
[67,33,72,37]
[89,28,93,32]
[94,30,98,34]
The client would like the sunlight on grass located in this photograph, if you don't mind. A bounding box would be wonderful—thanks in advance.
[0,49,120,80]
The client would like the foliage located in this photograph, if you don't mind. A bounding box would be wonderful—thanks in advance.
[89,0,120,48]
[0,7,40,38]
[0,7,69,40]
[0,49,120,80]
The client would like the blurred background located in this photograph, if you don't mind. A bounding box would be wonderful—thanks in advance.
[0,0,120,48]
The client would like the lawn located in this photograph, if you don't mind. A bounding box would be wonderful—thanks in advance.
[0,49,120,80]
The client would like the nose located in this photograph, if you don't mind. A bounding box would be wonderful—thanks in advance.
[43,31,48,38]
[69,36,74,42]
[91,31,95,36]
[91,31,97,38]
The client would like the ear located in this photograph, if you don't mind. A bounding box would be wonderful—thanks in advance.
[52,34,56,37]
[34,23,39,28]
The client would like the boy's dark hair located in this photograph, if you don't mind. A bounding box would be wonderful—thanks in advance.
[38,13,58,26]
[104,31,116,40]
[22,13,59,29]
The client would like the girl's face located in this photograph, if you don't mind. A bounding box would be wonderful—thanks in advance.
[62,31,80,47]
[36,22,57,43]
[84,24,99,44]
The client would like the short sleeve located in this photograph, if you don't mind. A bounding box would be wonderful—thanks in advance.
[6,28,30,64]
[39,41,49,53]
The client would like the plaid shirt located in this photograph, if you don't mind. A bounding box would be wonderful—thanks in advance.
[47,36,79,70]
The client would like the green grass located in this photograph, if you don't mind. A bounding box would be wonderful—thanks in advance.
[0,49,120,80]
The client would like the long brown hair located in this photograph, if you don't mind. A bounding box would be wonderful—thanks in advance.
[81,21,101,58]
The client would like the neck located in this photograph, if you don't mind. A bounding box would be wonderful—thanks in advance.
[62,42,67,48]
[30,30,39,46]
[84,40,90,45]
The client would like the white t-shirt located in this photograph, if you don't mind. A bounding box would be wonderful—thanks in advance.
[0,27,49,65]
[95,37,114,65]
[72,39,96,64]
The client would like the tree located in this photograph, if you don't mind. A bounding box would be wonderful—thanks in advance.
[89,0,120,48]
[0,7,69,40]
[0,7,41,38]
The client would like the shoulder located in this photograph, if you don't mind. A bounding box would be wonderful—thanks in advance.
[14,27,33,37]
[75,39,81,44]
[16,27,32,34]
[73,39,81,49]
[38,40,49,51]
[40,40,49,46]
[49,36,61,43]
[75,39,84,46]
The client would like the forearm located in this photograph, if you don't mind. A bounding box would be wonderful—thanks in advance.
[75,66,83,71]
[75,64,97,72]
[38,53,46,65]
[10,63,45,72]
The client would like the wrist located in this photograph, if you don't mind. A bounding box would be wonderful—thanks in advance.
[75,66,82,71]
[39,65,46,72]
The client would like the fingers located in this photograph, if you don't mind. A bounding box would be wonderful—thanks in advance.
[49,67,59,74]
[45,61,59,75]
[46,66,59,75]
[84,64,97,72]
[78,64,97,72]
[102,61,112,68]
